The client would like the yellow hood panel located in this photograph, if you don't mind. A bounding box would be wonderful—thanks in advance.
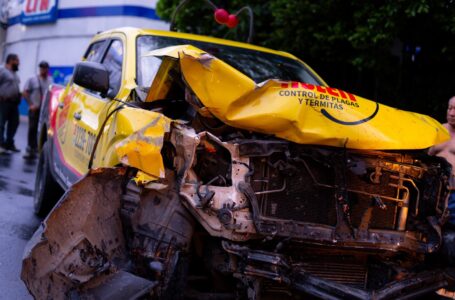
[153,46,449,150]
[115,112,171,179]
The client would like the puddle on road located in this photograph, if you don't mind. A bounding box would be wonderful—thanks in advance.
[0,185,34,198]
[10,223,40,240]
[0,178,6,190]
[22,168,35,174]
[0,220,40,240]
[23,158,37,174]
[0,152,37,171]
[0,154,36,197]
[17,187,33,197]
[0,176,34,198]
[0,154,12,169]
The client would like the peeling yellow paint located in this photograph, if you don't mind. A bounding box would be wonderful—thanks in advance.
[115,114,171,179]
[144,44,205,59]
[134,170,160,185]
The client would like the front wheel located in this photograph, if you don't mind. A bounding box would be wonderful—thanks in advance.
[34,141,63,217]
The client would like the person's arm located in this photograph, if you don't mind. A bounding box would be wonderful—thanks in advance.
[429,142,446,156]
[0,69,6,101]
[428,141,450,155]
[23,78,37,111]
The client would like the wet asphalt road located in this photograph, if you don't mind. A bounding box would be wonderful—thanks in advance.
[0,119,40,300]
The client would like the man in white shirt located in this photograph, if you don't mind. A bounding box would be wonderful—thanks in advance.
[23,61,53,159]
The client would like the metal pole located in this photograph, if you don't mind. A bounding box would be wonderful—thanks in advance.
[234,6,254,43]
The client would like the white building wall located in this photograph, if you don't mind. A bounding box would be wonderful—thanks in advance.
[60,0,160,9]
[2,0,169,89]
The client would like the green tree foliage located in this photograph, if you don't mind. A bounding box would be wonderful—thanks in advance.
[156,0,273,43]
[157,0,455,120]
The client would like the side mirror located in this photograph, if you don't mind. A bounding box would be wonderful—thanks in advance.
[73,61,109,97]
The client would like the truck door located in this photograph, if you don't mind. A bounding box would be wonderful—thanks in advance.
[54,38,124,185]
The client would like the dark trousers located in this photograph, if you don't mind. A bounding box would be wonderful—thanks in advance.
[27,109,40,150]
[0,101,19,147]
[449,192,455,225]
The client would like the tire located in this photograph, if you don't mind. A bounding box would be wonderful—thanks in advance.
[34,141,63,217]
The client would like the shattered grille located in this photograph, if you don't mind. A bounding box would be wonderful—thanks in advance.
[251,156,337,226]
[251,156,337,225]
[250,155,398,229]
[301,261,368,289]
[347,170,398,230]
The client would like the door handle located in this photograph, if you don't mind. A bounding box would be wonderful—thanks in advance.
[73,112,82,121]
[58,102,64,109]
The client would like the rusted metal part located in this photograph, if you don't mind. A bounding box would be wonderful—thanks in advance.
[119,172,195,299]
[293,269,452,300]
[23,126,452,299]
[222,241,455,300]
[74,271,157,300]
[164,123,450,251]
[243,141,449,254]
[21,168,155,299]
[173,125,258,241]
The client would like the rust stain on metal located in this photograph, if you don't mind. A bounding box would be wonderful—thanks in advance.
[21,169,129,299]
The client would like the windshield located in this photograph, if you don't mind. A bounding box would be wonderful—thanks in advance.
[137,35,322,88]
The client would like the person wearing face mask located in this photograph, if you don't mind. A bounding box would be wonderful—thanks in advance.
[0,54,21,153]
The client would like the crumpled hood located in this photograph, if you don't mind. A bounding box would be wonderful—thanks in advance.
[147,45,449,150]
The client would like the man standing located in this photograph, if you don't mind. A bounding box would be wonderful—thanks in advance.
[431,96,455,298]
[23,61,52,159]
[0,54,21,153]
[429,96,455,224]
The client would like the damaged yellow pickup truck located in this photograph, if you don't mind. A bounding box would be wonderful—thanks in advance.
[22,27,455,299]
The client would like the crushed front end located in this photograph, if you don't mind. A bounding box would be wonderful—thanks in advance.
[21,44,455,299]
[173,125,454,299]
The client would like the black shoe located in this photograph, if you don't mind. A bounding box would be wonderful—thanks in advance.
[5,144,20,153]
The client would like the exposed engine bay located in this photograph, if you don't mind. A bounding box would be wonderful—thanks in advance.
[22,120,455,299]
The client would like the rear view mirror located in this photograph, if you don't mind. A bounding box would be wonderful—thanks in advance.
[73,61,109,97]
